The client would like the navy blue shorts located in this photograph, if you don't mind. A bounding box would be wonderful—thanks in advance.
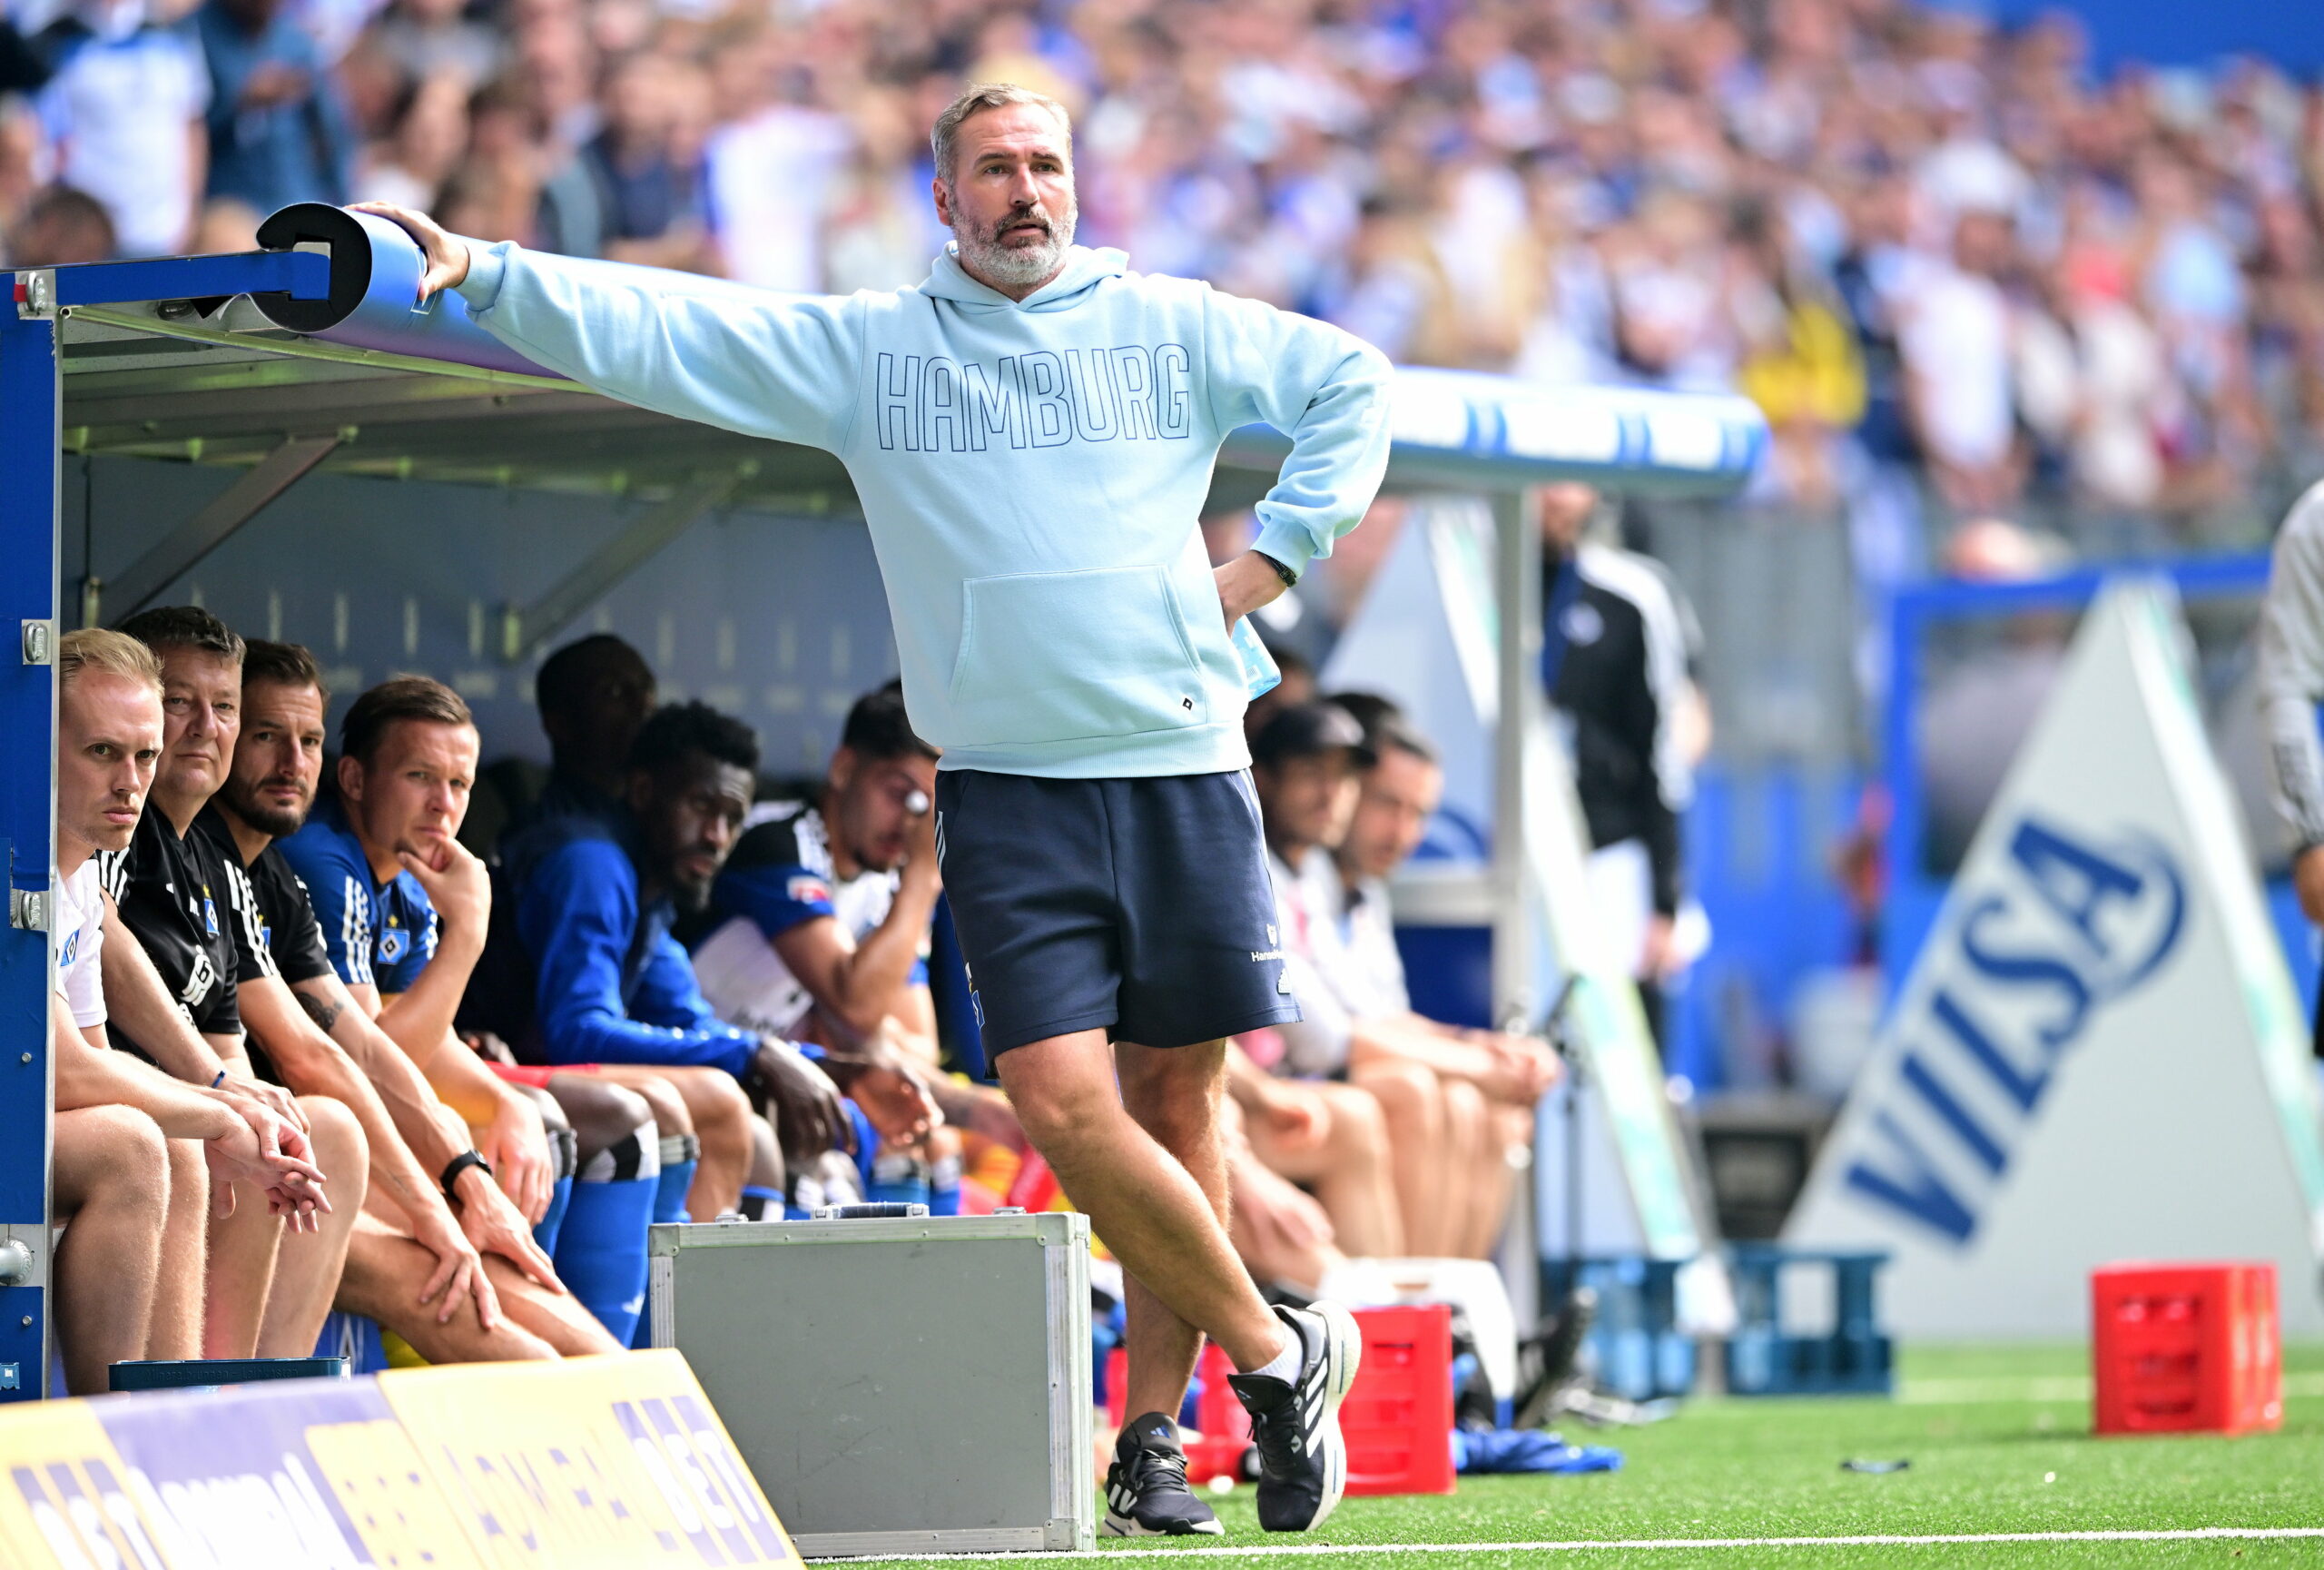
[934,768,1301,1056]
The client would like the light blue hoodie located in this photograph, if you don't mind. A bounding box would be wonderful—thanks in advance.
[453,239,1393,778]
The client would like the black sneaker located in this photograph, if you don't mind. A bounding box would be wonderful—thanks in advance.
[1228,1301,1361,1533]
[1102,1413,1223,1537]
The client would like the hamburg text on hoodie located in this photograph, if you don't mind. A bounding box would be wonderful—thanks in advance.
[453,237,1393,779]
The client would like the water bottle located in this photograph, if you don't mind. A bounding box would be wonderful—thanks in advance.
[1231,616,1282,701]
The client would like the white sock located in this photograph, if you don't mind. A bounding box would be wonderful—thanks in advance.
[1246,1325,1301,1384]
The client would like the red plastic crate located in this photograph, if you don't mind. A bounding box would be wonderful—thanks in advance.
[1103,1307,1458,1495]
[1342,1305,1456,1497]
[2092,1261,2280,1436]
[1104,1342,1251,1483]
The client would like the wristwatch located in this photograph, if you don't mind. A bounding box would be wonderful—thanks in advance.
[440,1149,493,1205]
[1256,550,1299,588]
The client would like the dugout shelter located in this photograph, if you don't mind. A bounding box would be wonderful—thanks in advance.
[0,216,1767,1398]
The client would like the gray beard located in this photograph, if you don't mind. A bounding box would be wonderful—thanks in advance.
[952,195,1078,289]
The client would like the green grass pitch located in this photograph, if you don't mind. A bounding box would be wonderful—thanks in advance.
[838,1343,2324,1567]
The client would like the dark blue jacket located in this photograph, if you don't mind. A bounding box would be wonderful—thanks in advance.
[474,807,755,1074]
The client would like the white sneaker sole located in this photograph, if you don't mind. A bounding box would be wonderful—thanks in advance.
[1303,1299,1363,1533]
[1102,1508,1226,1537]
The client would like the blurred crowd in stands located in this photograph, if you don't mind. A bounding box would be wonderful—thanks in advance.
[5,0,2324,538]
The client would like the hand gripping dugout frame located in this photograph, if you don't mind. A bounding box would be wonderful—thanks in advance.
[249,203,556,378]
[249,202,818,383]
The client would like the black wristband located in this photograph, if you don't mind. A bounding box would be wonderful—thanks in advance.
[1256,550,1298,588]
[440,1150,491,1205]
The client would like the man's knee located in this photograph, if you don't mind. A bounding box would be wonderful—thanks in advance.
[702,1069,753,1127]
[550,1079,655,1162]
[294,1096,369,1215]
[1440,1077,1488,1137]
[1116,1042,1224,1128]
[673,1066,752,1139]
[1360,1059,1441,1120]
[1325,1086,1393,1162]
[518,1083,570,1137]
[55,1104,168,1216]
[997,1042,1127,1156]
[297,1093,369,1170]
[619,1074,691,1140]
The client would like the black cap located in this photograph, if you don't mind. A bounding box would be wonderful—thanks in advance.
[1251,701,1376,768]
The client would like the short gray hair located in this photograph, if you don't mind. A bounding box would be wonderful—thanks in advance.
[931,83,1071,184]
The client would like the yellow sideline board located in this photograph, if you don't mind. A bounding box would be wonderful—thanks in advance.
[0,1349,794,1569]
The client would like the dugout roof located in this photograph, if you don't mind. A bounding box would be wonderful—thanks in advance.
[54,287,1768,516]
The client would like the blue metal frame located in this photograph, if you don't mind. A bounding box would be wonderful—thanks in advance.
[1,249,320,1402]
[0,288,59,1404]
[40,249,328,309]
[1878,556,2275,994]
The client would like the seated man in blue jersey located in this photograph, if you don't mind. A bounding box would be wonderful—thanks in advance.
[684,681,969,1209]
[474,699,855,1212]
[507,632,759,1224]
[280,676,666,1345]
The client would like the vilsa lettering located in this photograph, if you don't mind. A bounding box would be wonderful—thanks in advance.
[1843,817,2185,1244]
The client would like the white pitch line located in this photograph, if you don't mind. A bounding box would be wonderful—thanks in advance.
[821,1527,2324,1563]
[1898,1372,2324,1405]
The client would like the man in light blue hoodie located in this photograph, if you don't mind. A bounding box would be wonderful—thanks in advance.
[357,79,1392,1538]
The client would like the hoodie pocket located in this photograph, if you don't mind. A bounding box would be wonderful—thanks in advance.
[946,565,1211,747]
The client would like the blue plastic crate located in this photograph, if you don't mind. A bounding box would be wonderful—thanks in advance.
[1722,1245,1893,1397]
[1541,1256,1699,1402]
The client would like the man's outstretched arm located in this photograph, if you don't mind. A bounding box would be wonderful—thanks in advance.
[353,202,863,452]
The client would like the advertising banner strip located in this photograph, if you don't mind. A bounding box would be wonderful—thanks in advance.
[379,1351,794,1568]
[0,1349,793,1569]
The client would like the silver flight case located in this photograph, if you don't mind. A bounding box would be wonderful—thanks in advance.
[648,1208,1095,1558]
